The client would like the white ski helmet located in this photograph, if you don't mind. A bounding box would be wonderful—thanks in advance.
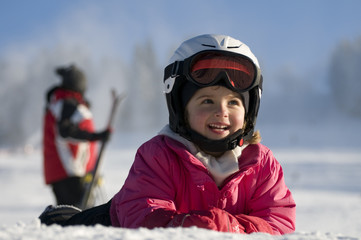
[163,34,263,152]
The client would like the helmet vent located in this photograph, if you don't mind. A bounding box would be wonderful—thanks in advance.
[201,44,216,48]
[227,45,241,49]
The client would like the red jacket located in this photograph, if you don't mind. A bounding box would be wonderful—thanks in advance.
[110,134,296,234]
[43,88,97,184]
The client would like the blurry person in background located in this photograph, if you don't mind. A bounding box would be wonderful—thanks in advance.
[42,64,110,209]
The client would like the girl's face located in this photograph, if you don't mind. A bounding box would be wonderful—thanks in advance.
[186,85,245,141]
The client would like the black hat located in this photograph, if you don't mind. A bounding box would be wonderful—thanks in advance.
[56,64,87,94]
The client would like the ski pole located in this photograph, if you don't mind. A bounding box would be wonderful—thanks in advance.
[80,89,125,209]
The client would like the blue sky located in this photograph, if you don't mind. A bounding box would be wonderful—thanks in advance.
[1,0,361,148]
[1,0,361,93]
[1,1,360,62]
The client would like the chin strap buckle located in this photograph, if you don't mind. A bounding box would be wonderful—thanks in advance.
[228,130,245,150]
[228,138,239,150]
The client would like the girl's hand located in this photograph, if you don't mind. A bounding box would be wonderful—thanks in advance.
[167,207,245,233]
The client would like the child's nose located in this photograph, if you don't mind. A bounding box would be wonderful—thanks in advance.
[214,104,228,118]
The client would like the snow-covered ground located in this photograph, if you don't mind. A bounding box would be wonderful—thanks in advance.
[0,129,361,240]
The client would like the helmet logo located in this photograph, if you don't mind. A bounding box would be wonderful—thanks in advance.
[164,77,176,94]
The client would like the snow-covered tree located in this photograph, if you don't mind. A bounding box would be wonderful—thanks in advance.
[329,37,361,117]
[119,39,166,132]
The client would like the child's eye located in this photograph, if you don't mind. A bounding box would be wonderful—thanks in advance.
[201,99,213,104]
[229,99,241,106]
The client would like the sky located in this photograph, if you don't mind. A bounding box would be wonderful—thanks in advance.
[1,0,361,74]
[1,0,361,100]
[1,0,361,149]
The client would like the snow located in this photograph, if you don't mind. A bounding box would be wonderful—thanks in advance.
[1,224,358,240]
[1,131,361,240]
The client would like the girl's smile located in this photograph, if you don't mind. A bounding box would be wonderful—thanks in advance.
[186,85,245,141]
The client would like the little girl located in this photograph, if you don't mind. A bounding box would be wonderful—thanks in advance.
[109,34,296,234]
[40,34,296,235]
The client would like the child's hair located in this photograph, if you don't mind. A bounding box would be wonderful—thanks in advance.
[245,130,261,144]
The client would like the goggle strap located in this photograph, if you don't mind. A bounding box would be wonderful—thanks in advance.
[164,61,184,80]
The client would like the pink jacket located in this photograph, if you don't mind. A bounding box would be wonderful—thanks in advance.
[110,135,296,234]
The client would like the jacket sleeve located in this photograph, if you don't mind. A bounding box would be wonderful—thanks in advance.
[246,148,296,235]
[143,206,272,234]
[58,99,105,141]
[111,140,178,228]
[166,207,246,233]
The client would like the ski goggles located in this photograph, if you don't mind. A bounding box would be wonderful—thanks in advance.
[164,50,261,93]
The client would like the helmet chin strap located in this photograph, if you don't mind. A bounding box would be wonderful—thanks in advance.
[187,128,244,153]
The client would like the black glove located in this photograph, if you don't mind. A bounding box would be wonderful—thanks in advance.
[91,128,112,142]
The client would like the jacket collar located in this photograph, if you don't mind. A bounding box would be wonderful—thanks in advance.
[158,125,248,187]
